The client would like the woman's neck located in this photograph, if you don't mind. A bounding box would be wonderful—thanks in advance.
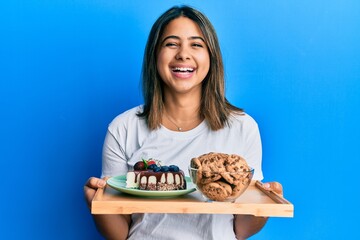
[162,93,203,131]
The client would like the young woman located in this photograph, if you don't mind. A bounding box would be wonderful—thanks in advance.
[84,5,283,240]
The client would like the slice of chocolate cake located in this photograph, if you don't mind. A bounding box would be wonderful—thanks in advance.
[126,160,186,191]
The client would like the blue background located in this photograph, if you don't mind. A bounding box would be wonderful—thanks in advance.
[1,0,359,239]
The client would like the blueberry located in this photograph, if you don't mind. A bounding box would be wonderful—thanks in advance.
[147,164,156,170]
[169,165,179,172]
[153,166,161,172]
[160,166,169,172]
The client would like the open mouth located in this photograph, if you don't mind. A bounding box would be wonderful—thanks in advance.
[171,67,195,73]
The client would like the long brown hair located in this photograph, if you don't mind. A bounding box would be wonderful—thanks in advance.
[137,5,243,130]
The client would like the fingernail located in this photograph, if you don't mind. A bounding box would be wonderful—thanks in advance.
[98,180,106,187]
[263,183,270,189]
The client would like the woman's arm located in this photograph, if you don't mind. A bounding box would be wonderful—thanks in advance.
[84,177,131,240]
[233,182,283,239]
[234,215,268,240]
[92,214,131,240]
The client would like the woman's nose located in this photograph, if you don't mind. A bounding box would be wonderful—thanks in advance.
[175,46,191,60]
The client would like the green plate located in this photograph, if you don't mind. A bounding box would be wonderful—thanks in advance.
[107,175,196,198]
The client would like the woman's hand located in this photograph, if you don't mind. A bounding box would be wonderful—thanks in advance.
[84,177,131,239]
[233,181,284,239]
[84,177,107,209]
[262,181,283,195]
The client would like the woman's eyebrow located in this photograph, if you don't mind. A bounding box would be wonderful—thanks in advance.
[189,36,205,42]
[161,35,205,44]
[161,35,180,43]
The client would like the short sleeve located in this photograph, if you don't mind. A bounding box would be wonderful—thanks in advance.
[242,115,263,180]
[101,127,128,178]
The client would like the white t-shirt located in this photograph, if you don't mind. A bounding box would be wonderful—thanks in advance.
[101,105,264,240]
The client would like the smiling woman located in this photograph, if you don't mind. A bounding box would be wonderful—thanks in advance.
[2,0,359,239]
[84,5,281,240]
[156,17,210,131]
[138,6,243,131]
[157,17,210,100]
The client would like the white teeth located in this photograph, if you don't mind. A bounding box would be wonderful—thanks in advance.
[172,67,194,72]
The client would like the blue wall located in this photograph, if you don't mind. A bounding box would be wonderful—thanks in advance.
[1,0,359,239]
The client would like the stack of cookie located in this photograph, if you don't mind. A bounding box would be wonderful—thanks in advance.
[190,152,253,201]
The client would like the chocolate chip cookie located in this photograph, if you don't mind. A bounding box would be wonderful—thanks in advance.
[190,152,253,201]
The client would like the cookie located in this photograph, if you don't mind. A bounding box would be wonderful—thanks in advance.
[191,152,252,201]
[202,153,226,172]
[199,153,226,184]
[190,157,202,169]
[230,171,253,197]
[221,154,250,184]
[202,181,232,201]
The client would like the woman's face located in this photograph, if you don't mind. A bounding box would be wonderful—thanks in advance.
[157,17,210,96]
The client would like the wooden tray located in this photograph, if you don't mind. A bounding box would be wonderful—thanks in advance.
[92,181,294,217]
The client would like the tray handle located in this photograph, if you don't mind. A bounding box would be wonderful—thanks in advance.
[255,181,291,204]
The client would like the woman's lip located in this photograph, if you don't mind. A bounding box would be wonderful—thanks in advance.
[170,65,196,79]
[171,70,195,79]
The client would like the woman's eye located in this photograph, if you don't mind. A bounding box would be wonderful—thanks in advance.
[165,42,178,47]
[192,43,203,48]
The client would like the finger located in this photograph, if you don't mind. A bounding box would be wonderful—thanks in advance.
[84,177,105,196]
[83,177,107,209]
[83,184,95,208]
[85,177,107,189]
[263,182,283,195]
[102,176,110,181]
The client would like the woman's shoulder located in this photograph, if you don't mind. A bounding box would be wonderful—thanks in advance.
[108,105,145,129]
[229,111,259,128]
[112,105,143,120]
